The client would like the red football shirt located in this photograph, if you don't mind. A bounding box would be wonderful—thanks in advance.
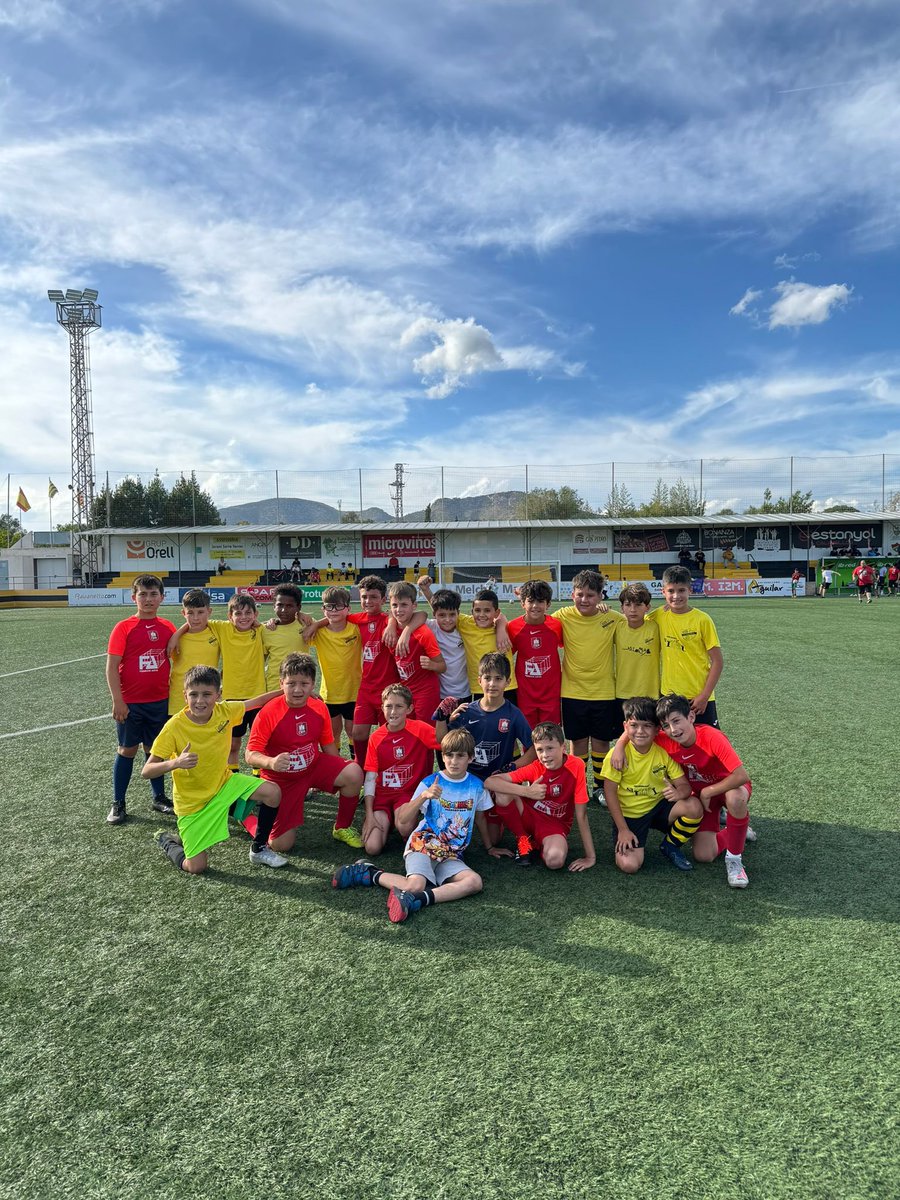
[655,726,745,794]
[394,625,442,723]
[507,615,562,712]
[852,565,875,586]
[347,610,399,694]
[508,754,588,835]
[107,615,177,703]
[247,695,333,782]
[365,718,440,806]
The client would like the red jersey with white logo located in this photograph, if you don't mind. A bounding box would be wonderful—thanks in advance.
[889,566,899,582]
[107,615,177,703]
[852,565,875,586]
[247,695,334,782]
[394,625,442,723]
[365,718,440,807]
[655,725,745,794]
[507,615,563,711]
[508,754,588,836]
[348,611,399,694]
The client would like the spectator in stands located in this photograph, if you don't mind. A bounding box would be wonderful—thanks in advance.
[217,557,230,573]
[722,546,735,567]
[290,558,302,582]
[427,559,436,578]
[678,546,693,568]
[694,550,706,574]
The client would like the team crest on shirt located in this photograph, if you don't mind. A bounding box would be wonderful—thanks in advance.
[531,635,542,649]
[368,621,376,633]
[498,718,510,733]
[295,720,308,736]
[551,784,561,797]
[394,745,405,759]
[147,629,158,642]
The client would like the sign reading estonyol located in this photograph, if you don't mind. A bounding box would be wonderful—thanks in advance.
[362,533,436,560]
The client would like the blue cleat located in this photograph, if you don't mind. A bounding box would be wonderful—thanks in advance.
[387,887,423,923]
[660,839,693,871]
[331,859,377,889]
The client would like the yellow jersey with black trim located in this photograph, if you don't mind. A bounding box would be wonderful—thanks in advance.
[261,621,307,690]
[600,741,685,818]
[646,607,720,700]
[150,701,244,816]
[456,614,514,693]
[309,623,362,704]
[614,620,661,700]
[168,627,222,715]
[213,620,265,700]
[554,606,621,700]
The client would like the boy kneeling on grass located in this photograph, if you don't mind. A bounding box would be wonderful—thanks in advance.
[483,722,596,871]
[143,666,286,874]
[599,697,701,874]
[332,729,493,923]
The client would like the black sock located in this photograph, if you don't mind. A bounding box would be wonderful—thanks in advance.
[252,802,278,851]
[163,837,185,870]
[370,867,384,886]
[418,883,435,907]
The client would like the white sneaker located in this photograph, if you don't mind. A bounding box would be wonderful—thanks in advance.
[593,786,608,808]
[725,856,749,888]
[745,825,758,843]
[249,845,288,869]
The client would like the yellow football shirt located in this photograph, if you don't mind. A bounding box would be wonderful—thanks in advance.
[213,620,265,700]
[456,614,515,693]
[261,621,308,690]
[168,627,222,715]
[309,623,362,704]
[614,620,661,700]
[600,741,685,818]
[647,607,721,700]
[150,701,244,816]
[554,606,621,700]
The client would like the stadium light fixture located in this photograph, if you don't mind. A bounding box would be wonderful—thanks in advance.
[82,288,99,301]
[65,289,83,301]
[47,289,65,302]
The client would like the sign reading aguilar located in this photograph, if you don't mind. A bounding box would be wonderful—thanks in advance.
[362,533,436,559]
[279,535,322,560]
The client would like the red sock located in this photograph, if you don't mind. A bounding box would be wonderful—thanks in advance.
[353,738,368,767]
[335,792,359,829]
[495,801,527,839]
[725,813,749,856]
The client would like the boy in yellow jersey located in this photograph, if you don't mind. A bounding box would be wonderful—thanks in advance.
[144,665,286,873]
[169,593,266,768]
[416,579,511,699]
[167,589,221,716]
[261,584,315,690]
[554,569,622,796]
[613,583,660,702]
[305,586,363,745]
[599,696,700,873]
[647,565,723,728]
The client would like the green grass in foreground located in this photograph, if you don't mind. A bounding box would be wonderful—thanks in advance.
[0,598,898,1200]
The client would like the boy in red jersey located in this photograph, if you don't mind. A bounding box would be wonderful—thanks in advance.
[362,684,440,856]
[244,653,364,852]
[484,722,596,871]
[506,579,563,727]
[345,576,400,766]
[105,574,177,825]
[387,581,445,725]
[609,693,753,888]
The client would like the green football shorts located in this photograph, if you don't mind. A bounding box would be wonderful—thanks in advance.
[177,774,263,860]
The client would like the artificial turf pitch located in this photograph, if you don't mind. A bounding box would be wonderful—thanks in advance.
[0,598,897,1200]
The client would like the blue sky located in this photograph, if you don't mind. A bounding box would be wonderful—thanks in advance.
[2,0,900,520]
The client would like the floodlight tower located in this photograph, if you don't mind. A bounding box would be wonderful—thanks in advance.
[389,462,407,520]
[47,286,101,584]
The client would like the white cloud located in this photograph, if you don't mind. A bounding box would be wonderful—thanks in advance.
[401,316,560,398]
[729,288,762,317]
[767,281,852,329]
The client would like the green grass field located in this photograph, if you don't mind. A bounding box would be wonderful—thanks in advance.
[1,598,897,1200]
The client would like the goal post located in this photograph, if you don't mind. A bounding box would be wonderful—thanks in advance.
[435,561,562,600]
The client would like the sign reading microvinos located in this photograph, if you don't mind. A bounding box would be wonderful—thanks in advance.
[362,533,437,560]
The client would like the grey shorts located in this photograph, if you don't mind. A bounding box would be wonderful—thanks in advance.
[403,852,472,886]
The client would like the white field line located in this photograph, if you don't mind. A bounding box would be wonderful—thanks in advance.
[0,653,105,678]
[1,715,109,740]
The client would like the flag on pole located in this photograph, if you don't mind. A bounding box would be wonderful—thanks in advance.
[48,480,59,499]
[16,488,31,512]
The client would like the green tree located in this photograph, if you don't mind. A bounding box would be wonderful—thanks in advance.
[90,473,221,528]
[168,473,222,525]
[634,477,706,517]
[0,514,24,548]
[340,510,360,524]
[602,483,636,518]
[145,472,168,526]
[516,486,594,520]
[823,504,859,513]
[424,502,432,522]
[744,487,814,514]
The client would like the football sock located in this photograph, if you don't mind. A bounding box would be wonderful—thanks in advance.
[113,754,134,804]
[496,802,527,839]
[352,738,368,767]
[724,813,749,856]
[165,840,186,870]
[147,766,166,800]
[335,793,359,829]
[664,815,702,846]
[369,867,384,887]
[252,802,278,851]
[590,750,605,782]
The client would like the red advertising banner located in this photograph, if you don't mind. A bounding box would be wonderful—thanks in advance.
[237,586,278,602]
[363,533,436,559]
[702,579,747,596]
